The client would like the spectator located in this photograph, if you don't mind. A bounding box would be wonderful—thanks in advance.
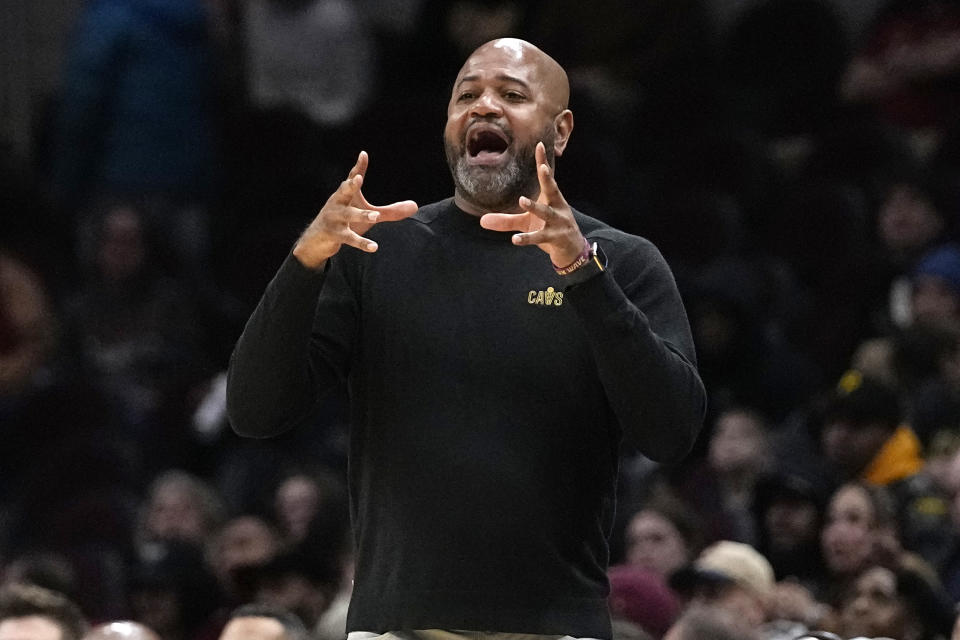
[218,604,306,640]
[137,470,227,553]
[837,562,955,640]
[206,516,281,604]
[83,621,160,640]
[273,469,345,545]
[752,473,827,589]
[669,540,774,635]
[623,491,705,580]
[680,407,772,544]
[934,446,960,599]
[663,604,758,640]
[911,243,960,329]
[607,565,681,639]
[874,177,954,330]
[821,481,899,582]
[891,324,960,447]
[0,552,78,603]
[0,584,87,640]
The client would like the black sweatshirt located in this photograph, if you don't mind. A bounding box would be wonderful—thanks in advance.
[227,199,705,638]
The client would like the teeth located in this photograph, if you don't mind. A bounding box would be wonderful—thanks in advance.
[467,125,508,156]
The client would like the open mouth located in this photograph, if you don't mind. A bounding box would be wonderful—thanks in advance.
[466,125,510,164]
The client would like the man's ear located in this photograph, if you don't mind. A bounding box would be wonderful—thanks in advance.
[553,109,573,157]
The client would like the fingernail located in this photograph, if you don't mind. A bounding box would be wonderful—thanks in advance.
[512,234,522,245]
[367,241,378,252]
[519,196,531,207]
[367,211,379,221]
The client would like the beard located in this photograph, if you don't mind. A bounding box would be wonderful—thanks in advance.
[444,123,556,212]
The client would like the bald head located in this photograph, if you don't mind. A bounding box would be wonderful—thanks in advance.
[457,38,569,113]
[82,622,160,640]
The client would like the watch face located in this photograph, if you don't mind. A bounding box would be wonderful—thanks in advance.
[591,242,608,268]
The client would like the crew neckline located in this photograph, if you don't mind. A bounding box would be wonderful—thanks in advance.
[417,198,516,242]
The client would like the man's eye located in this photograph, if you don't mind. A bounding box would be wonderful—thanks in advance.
[505,92,525,101]
[457,92,475,101]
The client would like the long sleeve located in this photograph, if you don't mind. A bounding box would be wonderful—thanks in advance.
[226,253,355,437]
[566,233,706,463]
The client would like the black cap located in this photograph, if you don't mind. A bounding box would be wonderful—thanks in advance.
[821,370,900,431]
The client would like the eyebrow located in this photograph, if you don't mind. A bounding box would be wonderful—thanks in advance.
[457,74,531,90]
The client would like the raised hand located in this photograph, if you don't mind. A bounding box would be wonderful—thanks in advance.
[478,141,586,268]
[292,151,418,269]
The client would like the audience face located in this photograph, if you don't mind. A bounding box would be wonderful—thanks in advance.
[838,566,913,640]
[820,419,889,478]
[0,616,64,640]
[144,482,209,545]
[821,484,877,577]
[763,496,819,552]
[209,516,279,588]
[877,184,943,256]
[708,410,767,475]
[912,274,960,328]
[218,616,288,640]
[275,475,320,543]
[625,510,691,577]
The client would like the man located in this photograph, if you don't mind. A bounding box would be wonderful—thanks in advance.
[669,541,774,634]
[218,605,307,640]
[82,622,160,640]
[0,584,87,640]
[228,38,705,639]
[662,606,754,640]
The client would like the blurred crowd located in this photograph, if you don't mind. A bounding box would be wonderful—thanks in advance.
[6,0,960,639]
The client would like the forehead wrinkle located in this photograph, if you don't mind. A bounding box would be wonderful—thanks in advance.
[456,73,531,89]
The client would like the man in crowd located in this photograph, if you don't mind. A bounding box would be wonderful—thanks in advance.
[0,584,87,640]
[228,37,705,639]
[219,605,308,640]
[83,622,160,640]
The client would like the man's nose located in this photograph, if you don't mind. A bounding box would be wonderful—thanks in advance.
[470,91,502,117]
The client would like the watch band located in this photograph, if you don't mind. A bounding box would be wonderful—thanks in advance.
[560,241,606,287]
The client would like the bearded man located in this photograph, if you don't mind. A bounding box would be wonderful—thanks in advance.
[227,38,705,640]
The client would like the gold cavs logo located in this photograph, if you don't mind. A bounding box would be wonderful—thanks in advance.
[527,286,563,306]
